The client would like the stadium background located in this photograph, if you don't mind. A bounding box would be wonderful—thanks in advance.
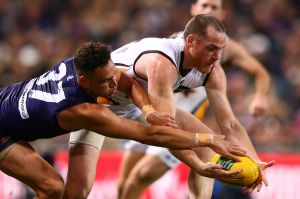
[0,0,299,198]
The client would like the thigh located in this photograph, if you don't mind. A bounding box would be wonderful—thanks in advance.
[68,129,103,181]
[129,154,170,181]
[119,149,145,182]
[175,108,214,161]
[66,142,101,187]
[119,114,149,181]
[0,141,60,191]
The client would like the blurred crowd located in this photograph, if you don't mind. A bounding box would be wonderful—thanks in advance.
[0,0,299,152]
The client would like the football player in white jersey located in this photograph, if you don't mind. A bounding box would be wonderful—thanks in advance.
[65,15,274,199]
[118,1,272,199]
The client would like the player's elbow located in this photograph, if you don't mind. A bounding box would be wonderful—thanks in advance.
[255,66,271,83]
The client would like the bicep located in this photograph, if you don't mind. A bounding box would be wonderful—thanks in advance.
[146,55,177,97]
[138,54,177,114]
[147,55,177,115]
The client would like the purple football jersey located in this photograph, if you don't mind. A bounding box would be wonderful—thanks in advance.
[0,58,95,141]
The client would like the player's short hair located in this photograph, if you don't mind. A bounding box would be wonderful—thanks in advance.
[74,41,112,74]
[183,14,225,39]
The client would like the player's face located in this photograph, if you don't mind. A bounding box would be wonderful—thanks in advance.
[188,26,226,73]
[191,0,224,20]
[84,60,118,99]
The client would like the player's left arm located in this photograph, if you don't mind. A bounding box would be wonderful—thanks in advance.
[205,63,258,160]
[205,63,274,191]
[225,39,271,116]
[117,69,150,109]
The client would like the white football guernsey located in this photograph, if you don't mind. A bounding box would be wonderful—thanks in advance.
[109,37,211,109]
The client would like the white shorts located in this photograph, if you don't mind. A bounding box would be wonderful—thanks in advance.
[175,87,207,113]
[125,141,180,168]
[108,104,143,120]
[69,104,144,150]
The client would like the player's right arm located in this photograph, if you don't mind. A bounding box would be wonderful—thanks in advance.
[57,102,242,178]
[116,69,177,128]
[135,53,178,115]
[135,53,246,166]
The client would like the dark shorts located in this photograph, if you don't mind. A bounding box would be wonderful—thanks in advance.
[0,136,16,152]
[0,135,18,163]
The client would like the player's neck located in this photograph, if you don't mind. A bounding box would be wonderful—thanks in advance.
[182,50,194,72]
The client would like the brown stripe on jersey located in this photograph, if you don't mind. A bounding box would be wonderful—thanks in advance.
[202,65,215,86]
[114,63,131,72]
[114,63,131,67]
[179,51,188,77]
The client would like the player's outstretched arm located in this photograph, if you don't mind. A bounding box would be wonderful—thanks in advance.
[170,149,242,179]
[205,63,274,191]
[58,103,207,150]
[205,63,259,160]
[139,54,211,174]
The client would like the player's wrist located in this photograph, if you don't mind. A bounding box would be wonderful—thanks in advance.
[195,133,214,147]
[142,105,157,120]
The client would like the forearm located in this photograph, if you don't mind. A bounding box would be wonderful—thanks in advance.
[169,149,204,171]
[145,126,213,150]
[128,83,150,109]
[145,65,208,165]
[229,40,271,97]
[148,94,176,117]
[118,70,151,109]
[221,122,260,161]
[254,67,271,97]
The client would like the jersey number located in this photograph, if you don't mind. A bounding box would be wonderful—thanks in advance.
[29,63,67,103]
[19,63,67,119]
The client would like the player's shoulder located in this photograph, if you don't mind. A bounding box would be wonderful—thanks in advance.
[169,31,184,39]
[137,37,181,62]
[51,57,74,71]
[141,37,177,49]
[61,57,75,68]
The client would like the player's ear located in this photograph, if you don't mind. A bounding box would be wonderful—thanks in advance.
[78,75,89,89]
[186,34,197,47]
